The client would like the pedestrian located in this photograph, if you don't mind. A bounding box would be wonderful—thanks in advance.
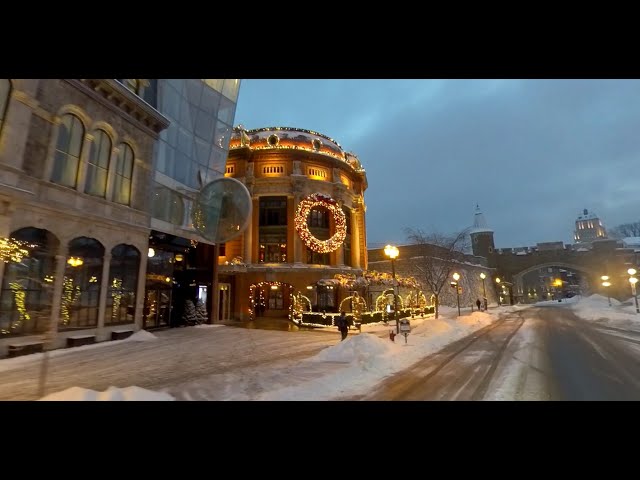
[336,311,348,341]
[483,298,488,311]
[476,298,482,311]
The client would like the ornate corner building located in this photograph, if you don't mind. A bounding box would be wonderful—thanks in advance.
[221,126,368,320]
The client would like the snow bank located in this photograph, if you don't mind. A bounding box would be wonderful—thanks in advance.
[39,385,174,401]
[127,330,158,342]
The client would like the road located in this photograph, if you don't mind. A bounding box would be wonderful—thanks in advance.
[351,306,640,400]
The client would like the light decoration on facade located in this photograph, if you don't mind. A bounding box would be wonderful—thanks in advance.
[61,276,81,325]
[1,282,31,334]
[0,237,34,263]
[229,126,366,173]
[295,193,346,253]
[248,281,288,321]
[67,257,84,267]
[363,270,421,289]
[111,278,122,320]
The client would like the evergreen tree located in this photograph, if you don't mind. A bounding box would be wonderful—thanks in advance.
[195,299,208,324]
[183,299,197,325]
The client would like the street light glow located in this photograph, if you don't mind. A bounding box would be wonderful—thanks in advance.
[384,244,399,260]
[602,281,611,287]
[480,272,486,280]
[601,275,609,281]
[628,268,637,276]
[630,277,638,285]
[495,277,501,284]
[453,272,460,281]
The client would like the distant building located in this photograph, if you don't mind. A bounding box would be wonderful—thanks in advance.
[574,208,607,244]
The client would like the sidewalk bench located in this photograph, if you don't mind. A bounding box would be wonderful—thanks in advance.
[111,329,134,340]
[8,341,44,358]
[66,335,96,348]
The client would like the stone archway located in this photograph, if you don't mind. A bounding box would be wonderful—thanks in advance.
[512,262,597,301]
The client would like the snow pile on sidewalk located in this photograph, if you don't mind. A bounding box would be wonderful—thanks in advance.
[39,385,174,401]
[571,294,639,326]
[127,330,158,341]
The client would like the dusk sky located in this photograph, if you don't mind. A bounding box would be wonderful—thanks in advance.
[233,80,640,249]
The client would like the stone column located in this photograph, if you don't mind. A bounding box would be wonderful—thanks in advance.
[351,208,361,269]
[47,245,69,348]
[134,247,149,331]
[96,253,111,339]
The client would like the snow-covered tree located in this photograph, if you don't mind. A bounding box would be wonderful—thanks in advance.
[195,299,208,324]
[183,299,197,325]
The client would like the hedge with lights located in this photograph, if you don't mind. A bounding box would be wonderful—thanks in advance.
[295,193,346,253]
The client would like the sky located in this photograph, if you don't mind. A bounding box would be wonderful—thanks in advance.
[33,294,640,401]
[232,79,640,249]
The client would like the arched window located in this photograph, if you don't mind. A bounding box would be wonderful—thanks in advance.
[0,228,59,337]
[0,79,11,137]
[85,129,111,197]
[113,143,134,205]
[51,114,84,188]
[107,244,140,325]
[60,237,104,329]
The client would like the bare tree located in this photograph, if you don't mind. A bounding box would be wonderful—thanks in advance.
[609,221,640,239]
[403,227,470,319]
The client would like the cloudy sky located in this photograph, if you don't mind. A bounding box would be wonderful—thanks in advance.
[233,80,640,249]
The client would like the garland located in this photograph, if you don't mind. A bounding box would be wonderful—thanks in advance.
[295,193,346,253]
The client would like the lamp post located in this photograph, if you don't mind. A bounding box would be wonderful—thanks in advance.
[384,245,400,333]
[452,272,461,316]
[480,272,487,308]
[628,268,639,314]
[601,275,611,307]
[495,277,502,306]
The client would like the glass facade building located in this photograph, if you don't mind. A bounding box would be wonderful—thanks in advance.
[150,79,241,233]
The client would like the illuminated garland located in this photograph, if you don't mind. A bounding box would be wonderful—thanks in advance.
[61,276,81,325]
[1,282,31,334]
[111,278,122,320]
[0,237,34,263]
[295,193,346,253]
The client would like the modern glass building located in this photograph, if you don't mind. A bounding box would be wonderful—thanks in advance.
[122,79,242,328]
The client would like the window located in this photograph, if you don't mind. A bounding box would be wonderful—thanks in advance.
[259,196,287,226]
[107,244,140,325]
[52,114,84,188]
[60,237,105,330]
[0,79,10,136]
[307,248,329,265]
[114,144,134,205]
[309,208,329,228]
[85,130,111,197]
[258,237,287,263]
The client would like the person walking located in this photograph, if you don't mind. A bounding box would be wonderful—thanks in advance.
[476,298,482,311]
[336,311,349,341]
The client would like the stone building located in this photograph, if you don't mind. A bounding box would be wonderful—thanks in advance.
[0,79,241,357]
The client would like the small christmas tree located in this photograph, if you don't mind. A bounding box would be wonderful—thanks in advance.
[195,299,208,324]
[183,299,197,325]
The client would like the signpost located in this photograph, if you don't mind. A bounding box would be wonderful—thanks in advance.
[399,318,411,344]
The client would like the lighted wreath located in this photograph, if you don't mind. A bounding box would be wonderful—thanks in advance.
[295,193,346,253]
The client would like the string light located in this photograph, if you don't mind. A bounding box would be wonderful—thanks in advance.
[295,193,346,253]
[111,278,122,320]
[61,276,81,325]
[0,237,34,263]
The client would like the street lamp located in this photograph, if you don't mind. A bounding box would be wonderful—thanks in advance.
[601,275,611,307]
[495,277,501,306]
[452,272,461,316]
[384,245,400,333]
[480,272,487,309]
[628,268,639,314]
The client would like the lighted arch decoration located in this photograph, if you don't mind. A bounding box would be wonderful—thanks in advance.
[375,289,404,317]
[291,292,312,321]
[248,281,293,321]
[404,291,428,309]
[339,294,367,313]
[295,193,346,253]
